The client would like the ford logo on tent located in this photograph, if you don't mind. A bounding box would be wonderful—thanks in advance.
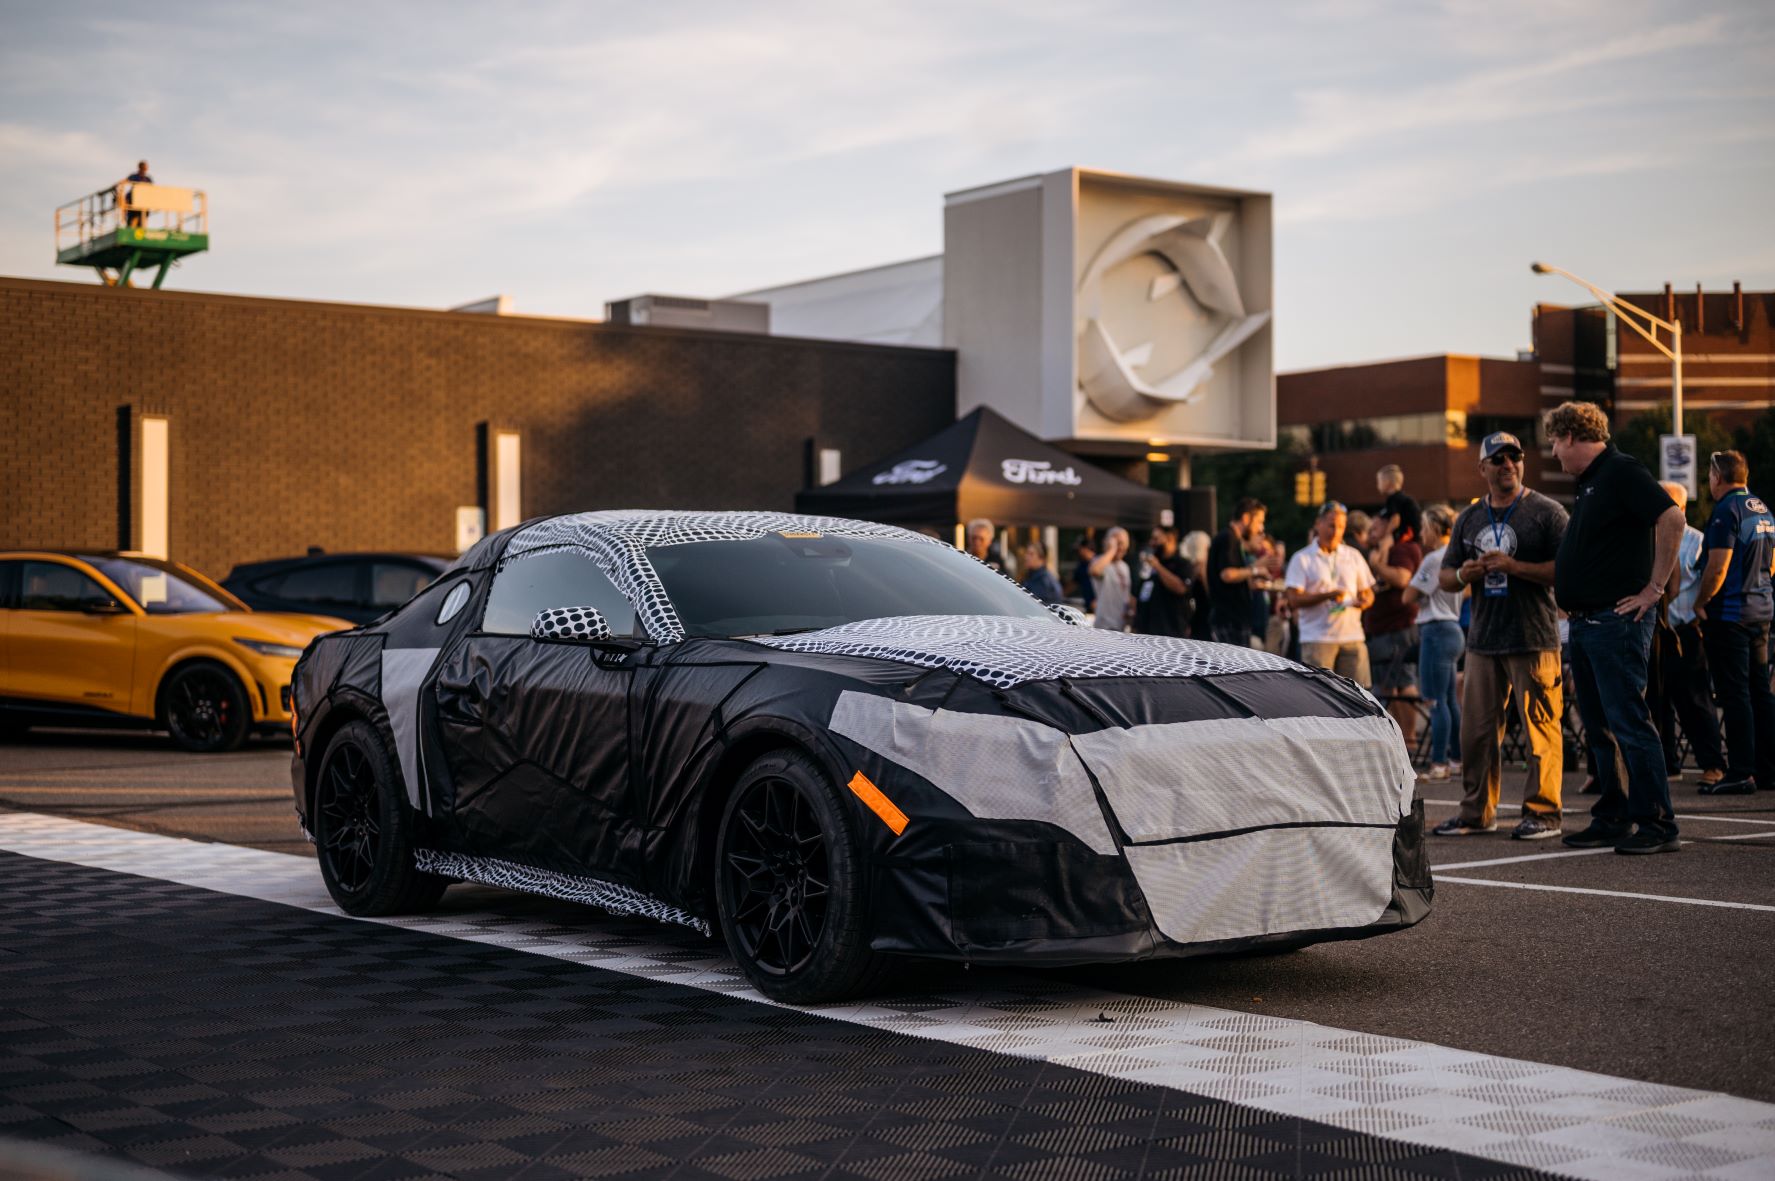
[1001,459,1082,486]
[873,460,947,485]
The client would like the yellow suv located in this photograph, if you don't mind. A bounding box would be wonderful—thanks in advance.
[0,551,347,751]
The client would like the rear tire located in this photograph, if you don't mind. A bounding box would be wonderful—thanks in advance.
[715,749,887,1003]
[313,720,446,915]
[160,662,251,753]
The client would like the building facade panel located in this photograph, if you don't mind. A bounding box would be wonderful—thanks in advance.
[0,278,955,580]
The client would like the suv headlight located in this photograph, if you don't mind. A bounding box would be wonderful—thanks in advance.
[234,637,305,659]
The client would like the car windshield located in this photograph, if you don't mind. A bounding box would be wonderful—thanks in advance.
[86,556,239,615]
[646,533,1054,639]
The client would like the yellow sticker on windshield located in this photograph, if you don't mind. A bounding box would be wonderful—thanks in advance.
[778,531,822,539]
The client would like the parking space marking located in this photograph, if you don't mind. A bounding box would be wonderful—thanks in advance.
[1436,875,1775,912]
[1436,848,1615,870]
[1421,796,1775,825]
[5,808,1775,1180]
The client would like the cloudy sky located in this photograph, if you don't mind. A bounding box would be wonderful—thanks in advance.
[2,0,1770,370]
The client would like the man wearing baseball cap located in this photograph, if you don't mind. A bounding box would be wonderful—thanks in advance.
[1433,431,1570,840]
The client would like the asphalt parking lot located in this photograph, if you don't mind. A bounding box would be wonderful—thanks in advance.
[3,727,1772,1179]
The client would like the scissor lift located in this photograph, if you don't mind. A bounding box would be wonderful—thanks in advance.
[56,181,209,288]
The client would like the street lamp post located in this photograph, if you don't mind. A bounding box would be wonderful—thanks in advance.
[1531,261,1684,437]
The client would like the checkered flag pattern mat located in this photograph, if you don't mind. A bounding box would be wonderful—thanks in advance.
[2,812,1772,1179]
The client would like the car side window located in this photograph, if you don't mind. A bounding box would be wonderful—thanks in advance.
[270,562,359,607]
[19,562,118,612]
[482,551,641,637]
[370,563,434,608]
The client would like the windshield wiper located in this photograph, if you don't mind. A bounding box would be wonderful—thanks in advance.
[737,626,829,638]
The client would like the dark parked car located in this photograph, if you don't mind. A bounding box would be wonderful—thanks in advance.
[225,552,450,625]
[290,511,1430,1003]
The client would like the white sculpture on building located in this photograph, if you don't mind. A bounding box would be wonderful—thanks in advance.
[1076,212,1272,423]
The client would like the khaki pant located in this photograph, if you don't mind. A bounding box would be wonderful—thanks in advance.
[1459,650,1563,825]
[1302,641,1371,687]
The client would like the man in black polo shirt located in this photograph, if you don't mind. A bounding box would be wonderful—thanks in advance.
[1548,402,1685,854]
[1207,498,1269,647]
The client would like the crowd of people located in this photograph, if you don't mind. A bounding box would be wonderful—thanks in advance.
[964,398,1773,856]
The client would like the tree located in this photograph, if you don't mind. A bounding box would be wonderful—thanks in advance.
[1193,437,1316,550]
[1612,406,1736,525]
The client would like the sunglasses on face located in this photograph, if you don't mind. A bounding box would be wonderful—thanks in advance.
[1486,452,1524,466]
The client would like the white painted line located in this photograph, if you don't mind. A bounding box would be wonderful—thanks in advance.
[1436,848,1614,870]
[2,810,1773,1181]
[1420,798,1775,826]
[1437,876,1775,912]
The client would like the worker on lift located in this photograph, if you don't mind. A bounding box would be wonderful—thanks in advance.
[124,160,152,226]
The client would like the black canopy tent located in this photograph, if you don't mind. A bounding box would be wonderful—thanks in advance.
[796,407,1168,529]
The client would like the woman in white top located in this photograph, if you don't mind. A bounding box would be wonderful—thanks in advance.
[1404,503,1465,779]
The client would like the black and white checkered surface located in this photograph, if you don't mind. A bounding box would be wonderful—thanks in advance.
[3,813,1772,1180]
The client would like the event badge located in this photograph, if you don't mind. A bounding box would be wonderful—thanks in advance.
[1483,569,1508,598]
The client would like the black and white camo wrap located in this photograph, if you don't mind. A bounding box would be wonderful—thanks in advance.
[530,605,614,642]
[414,849,710,935]
[503,511,963,643]
[755,615,1294,689]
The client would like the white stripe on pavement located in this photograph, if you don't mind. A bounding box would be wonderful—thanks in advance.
[1421,797,1775,825]
[1436,848,1614,870]
[1436,876,1775,912]
[2,810,1772,1181]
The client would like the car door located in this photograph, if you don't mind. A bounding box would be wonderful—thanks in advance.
[7,559,139,715]
[431,549,647,882]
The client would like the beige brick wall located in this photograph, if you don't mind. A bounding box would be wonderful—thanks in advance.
[0,278,955,580]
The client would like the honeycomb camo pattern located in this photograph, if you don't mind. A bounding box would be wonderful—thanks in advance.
[757,614,1293,689]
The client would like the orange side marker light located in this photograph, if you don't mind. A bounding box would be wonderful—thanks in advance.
[847,770,908,836]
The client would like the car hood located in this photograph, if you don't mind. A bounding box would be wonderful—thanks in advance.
[751,613,1298,690]
[155,611,349,646]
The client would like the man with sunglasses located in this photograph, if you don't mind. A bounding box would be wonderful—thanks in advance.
[1692,450,1775,795]
[1548,401,1684,855]
[1434,431,1569,840]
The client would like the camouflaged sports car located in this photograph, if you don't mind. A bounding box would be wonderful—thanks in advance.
[290,511,1431,1002]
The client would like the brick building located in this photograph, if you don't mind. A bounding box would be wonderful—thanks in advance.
[1276,354,1544,513]
[0,277,954,581]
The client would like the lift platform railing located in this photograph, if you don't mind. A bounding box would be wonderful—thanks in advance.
[56,182,208,253]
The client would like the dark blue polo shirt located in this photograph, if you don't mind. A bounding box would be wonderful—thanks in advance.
[1704,487,1775,624]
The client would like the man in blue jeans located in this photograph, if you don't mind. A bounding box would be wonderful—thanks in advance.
[1691,450,1775,795]
[1547,402,1686,854]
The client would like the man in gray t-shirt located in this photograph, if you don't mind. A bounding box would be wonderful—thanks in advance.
[1433,432,1570,841]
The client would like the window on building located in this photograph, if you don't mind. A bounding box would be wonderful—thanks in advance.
[1303,411,1469,453]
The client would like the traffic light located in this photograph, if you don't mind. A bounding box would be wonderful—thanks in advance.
[1294,471,1312,506]
[1312,470,1326,503]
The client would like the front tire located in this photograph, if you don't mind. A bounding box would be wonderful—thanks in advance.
[715,749,886,1003]
[313,720,445,915]
[160,662,250,752]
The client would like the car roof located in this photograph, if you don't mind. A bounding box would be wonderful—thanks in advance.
[225,552,453,581]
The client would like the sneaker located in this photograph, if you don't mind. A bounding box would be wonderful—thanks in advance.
[1447,761,1462,777]
[1512,816,1563,841]
[1422,764,1450,782]
[1699,777,1756,796]
[1616,829,1681,855]
[1432,817,1497,836]
[1578,777,1601,796]
[1562,824,1629,848]
[1698,768,1725,788]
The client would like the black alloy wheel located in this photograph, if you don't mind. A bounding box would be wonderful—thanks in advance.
[312,720,446,916]
[715,750,887,1003]
[161,663,250,752]
[317,737,382,893]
